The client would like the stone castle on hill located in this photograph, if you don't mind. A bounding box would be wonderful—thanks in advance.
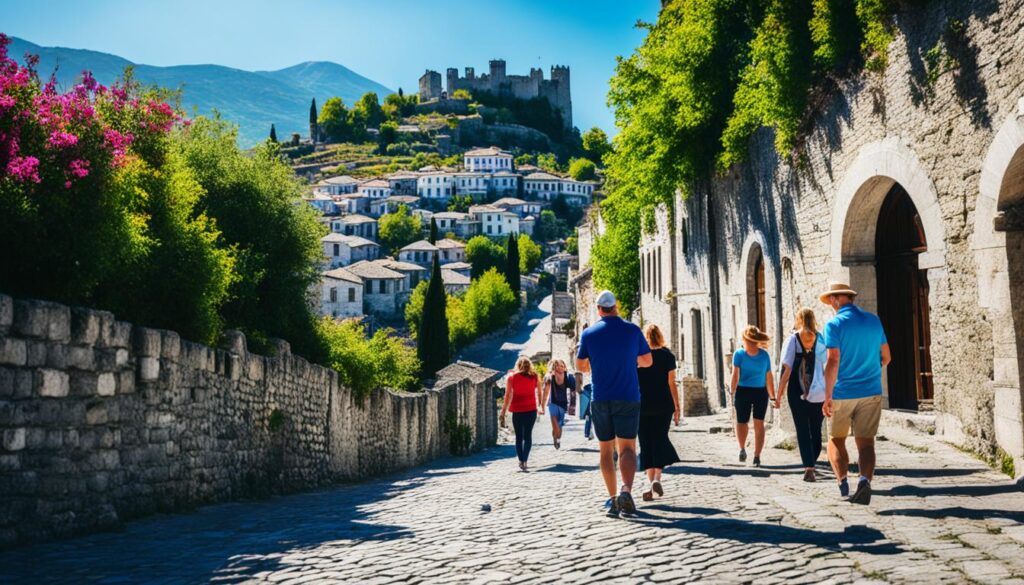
[418,59,572,129]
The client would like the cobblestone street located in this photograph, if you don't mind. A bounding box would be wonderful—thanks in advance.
[3,407,1023,584]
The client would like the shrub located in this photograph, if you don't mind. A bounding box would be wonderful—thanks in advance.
[378,204,422,255]
[518,233,542,273]
[465,235,506,278]
[463,268,517,335]
[318,318,420,398]
[568,157,597,181]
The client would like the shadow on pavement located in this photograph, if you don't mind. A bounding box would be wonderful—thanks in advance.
[665,465,771,479]
[873,482,1024,497]
[642,505,727,516]
[540,463,597,474]
[877,507,1024,523]
[630,516,904,555]
[871,467,987,479]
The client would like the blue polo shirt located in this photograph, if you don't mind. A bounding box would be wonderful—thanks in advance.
[824,304,888,400]
[576,316,651,402]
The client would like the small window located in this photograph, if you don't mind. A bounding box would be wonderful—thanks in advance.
[364,281,371,294]
[330,288,337,302]
[348,288,356,302]
[379,280,387,294]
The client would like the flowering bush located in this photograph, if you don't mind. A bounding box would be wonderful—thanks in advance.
[0,33,234,343]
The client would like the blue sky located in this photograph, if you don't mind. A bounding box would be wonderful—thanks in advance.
[1,0,659,134]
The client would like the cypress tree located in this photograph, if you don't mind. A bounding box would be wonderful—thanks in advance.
[398,87,404,98]
[417,257,450,376]
[506,233,521,296]
[309,98,318,125]
[429,218,438,244]
[269,124,278,143]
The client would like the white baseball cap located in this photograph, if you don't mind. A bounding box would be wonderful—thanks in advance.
[596,290,617,309]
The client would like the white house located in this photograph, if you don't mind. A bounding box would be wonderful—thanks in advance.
[331,215,378,240]
[493,197,542,218]
[319,267,364,319]
[316,175,360,196]
[491,172,520,197]
[434,238,467,264]
[443,261,472,277]
[399,240,439,267]
[345,260,409,319]
[305,193,337,215]
[417,172,454,200]
[335,193,369,215]
[470,205,519,238]
[370,195,421,218]
[464,147,513,173]
[560,177,594,206]
[455,172,489,199]
[523,172,593,205]
[519,215,536,237]
[387,171,419,196]
[322,233,381,268]
[440,269,471,295]
[432,211,480,240]
[358,178,392,199]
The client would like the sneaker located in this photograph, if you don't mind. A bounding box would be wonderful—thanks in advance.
[739,449,747,463]
[616,490,637,515]
[607,498,620,517]
[752,456,761,467]
[848,479,872,505]
[803,469,816,482]
[838,478,850,497]
[554,438,560,450]
[652,481,664,497]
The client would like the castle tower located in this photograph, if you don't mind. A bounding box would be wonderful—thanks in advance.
[550,65,572,130]
[446,68,459,95]
[465,67,475,80]
[418,70,442,102]
[489,59,507,92]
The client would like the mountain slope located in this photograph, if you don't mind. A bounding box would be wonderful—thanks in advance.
[8,36,394,146]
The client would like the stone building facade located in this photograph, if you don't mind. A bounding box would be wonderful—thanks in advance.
[443,60,572,129]
[418,70,442,102]
[0,295,499,547]
[633,0,1024,476]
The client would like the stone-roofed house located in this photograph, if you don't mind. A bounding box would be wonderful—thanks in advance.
[387,171,420,196]
[379,259,429,290]
[434,238,467,264]
[491,171,520,198]
[319,267,364,319]
[315,175,360,196]
[331,214,378,240]
[305,193,338,215]
[398,240,440,267]
[370,195,421,218]
[417,172,454,201]
[358,178,392,199]
[443,261,472,276]
[464,147,513,173]
[345,260,410,319]
[432,211,479,240]
[322,233,381,268]
[493,197,542,218]
[440,268,471,294]
[335,193,369,215]
[523,172,593,206]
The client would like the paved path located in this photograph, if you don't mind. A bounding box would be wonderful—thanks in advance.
[4,408,1024,584]
[457,295,552,371]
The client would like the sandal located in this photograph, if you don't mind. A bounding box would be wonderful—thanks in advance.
[652,481,663,497]
[642,490,654,502]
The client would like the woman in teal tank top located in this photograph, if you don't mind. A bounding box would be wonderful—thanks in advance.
[730,326,777,467]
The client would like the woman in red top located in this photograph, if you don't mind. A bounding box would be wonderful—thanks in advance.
[501,356,542,471]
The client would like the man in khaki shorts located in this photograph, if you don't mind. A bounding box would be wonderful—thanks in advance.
[820,283,891,505]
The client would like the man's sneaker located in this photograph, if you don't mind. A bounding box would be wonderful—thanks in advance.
[752,456,761,467]
[838,478,850,497]
[616,490,637,515]
[739,449,747,463]
[848,479,872,505]
[606,498,620,517]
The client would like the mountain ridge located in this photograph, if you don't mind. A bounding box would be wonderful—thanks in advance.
[7,36,394,146]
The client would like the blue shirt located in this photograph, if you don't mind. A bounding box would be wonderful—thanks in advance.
[824,304,888,400]
[732,348,771,387]
[576,316,651,402]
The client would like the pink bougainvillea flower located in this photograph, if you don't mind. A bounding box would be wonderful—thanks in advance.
[48,130,79,149]
[7,155,41,183]
[69,158,90,179]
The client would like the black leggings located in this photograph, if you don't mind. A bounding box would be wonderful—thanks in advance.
[512,411,537,462]
[788,388,824,468]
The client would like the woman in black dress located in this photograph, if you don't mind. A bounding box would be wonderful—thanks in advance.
[637,323,681,501]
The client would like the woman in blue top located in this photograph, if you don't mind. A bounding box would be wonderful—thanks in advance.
[730,325,776,467]
[777,308,828,482]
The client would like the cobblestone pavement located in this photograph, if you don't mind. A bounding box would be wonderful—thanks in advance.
[4,407,1024,584]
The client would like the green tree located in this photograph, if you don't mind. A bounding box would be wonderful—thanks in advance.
[505,234,521,295]
[535,209,563,242]
[417,257,450,376]
[320,318,420,398]
[537,152,560,173]
[447,194,474,212]
[465,235,506,278]
[568,157,597,181]
[318,96,352,143]
[269,124,278,143]
[518,233,542,273]
[566,233,579,255]
[406,280,476,348]
[462,268,517,335]
[514,153,536,167]
[581,127,611,164]
[451,88,472,100]
[174,116,326,357]
[309,98,318,125]
[429,217,438,244]
[378,204,422,255]
[353,91,385,128]
[378,120,398,153]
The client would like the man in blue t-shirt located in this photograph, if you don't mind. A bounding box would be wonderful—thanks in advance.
[820,283,891,506]
[576,290,653,517]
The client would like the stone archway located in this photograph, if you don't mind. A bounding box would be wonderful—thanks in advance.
[830,138,946,410]
[974,98,1024,470]
[740,234,773,336]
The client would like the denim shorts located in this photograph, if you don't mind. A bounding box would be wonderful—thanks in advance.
[548,403,567,427]
[590,400,641,441]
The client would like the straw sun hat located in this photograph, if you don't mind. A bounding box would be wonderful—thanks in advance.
[818,282,859,304]
[741,326,770,346]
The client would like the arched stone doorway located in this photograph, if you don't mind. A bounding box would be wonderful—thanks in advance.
[831,139,947,411]
[746,242,767,332]
[975,103,1024,471]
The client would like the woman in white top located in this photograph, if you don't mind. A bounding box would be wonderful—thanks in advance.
[777,307,827,482]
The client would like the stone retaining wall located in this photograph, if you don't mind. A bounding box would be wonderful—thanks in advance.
[0,294,499,548]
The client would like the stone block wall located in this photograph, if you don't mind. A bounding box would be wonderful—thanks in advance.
[0,294,499,548]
